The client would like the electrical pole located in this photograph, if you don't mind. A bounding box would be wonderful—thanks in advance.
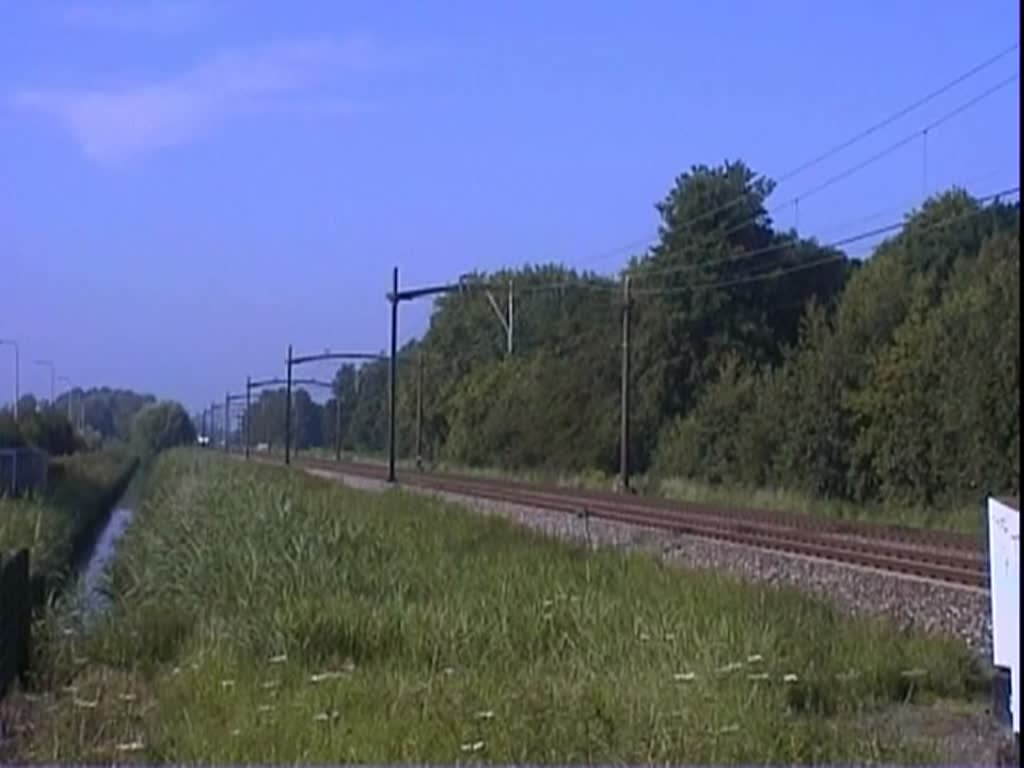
[620,275,631,492]
[285,345,293,466]
[293,392,301,459]
[382,271,472,481]
[245,376,252,460]
[34,360,55,406]
[484,281,514,357]
[415,347,424,467]
[224,392,230,453]
[507,280,514,356]
[334,381,342,461]
[201,408,208,443]
[388,267,399,483]
[0,339,18,420]
[58,376,72,423]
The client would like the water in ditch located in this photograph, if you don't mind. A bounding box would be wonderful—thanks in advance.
[76,505,134,616]
[72,477,140,621]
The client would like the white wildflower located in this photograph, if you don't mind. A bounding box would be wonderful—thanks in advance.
[73,698,98,709]
[116,740,144,752]
[746,654,764,663]
[475,710,495,720]
[220,679,235,689]
[460,740,485,752]
[718,724,740,734]
[257,704,275,713]
[673,672,697,682]
[747,673,770,681]
[309,671,344,683]
[268,654,287,664]
[783,673,799,683]
[716,662,743,674]
[119,693,137,702]
[901,668,927,678]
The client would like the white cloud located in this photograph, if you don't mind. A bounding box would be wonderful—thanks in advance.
[14,39,378,164]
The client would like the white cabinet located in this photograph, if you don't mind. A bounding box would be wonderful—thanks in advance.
[988,497,1020,735]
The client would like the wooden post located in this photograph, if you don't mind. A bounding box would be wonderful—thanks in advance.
[0,549,31,699]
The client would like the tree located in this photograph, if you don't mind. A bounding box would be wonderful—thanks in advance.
[850,231,1020,506]
[16,409,79,455]
[629,161,851,467]
[132,401,196,457]
[51,387,157,442]
[653,188,1020,507]
[0,409,25,448]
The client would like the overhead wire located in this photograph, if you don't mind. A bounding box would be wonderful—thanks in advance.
[470,181,1019,299]
[630,185,1019,296]
[631,72,1021,275]
[411,53,1020,299]
[762,73,1018,218]
[630,78,1020,286]
[573,42,1019,269]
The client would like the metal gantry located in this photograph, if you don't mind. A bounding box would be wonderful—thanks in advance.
[245,374,333,460]
[224,391,247,453]
[385,265,632,491]
[385,268,511,482]
[282,349,387,466]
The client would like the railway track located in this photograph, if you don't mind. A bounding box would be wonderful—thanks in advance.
[283,455,990,590]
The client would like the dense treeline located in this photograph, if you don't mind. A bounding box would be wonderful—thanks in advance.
[250,161,1019,511]
[1,387,194,459]
[0,408,79,455]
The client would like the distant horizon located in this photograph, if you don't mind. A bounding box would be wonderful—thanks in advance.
[2,1,1019,412]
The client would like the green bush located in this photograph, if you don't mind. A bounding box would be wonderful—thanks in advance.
[131,401,196,458]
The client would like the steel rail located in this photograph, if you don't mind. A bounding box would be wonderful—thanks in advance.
[288,457,988,589]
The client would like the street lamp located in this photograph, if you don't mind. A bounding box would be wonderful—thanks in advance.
[34,360,55,405]
[57,375,74,424]
[0,338,18,420]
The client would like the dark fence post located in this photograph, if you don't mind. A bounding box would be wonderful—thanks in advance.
[0,549,31,700]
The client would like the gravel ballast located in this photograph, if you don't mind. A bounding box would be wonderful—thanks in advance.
[305,467,1013,764]
[308,468,993,658]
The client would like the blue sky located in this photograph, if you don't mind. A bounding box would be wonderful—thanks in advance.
[0,1,1019,412]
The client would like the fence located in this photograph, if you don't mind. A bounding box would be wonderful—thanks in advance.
[0,549,30,699]
[0,447,49,496]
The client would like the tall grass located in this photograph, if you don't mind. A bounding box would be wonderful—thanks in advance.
[0,448,137,585]
[303,447,983,534]
[12,449,986,763]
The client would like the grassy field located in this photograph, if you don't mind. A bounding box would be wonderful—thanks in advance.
[0,448,137,585]
[7,448,988,763]
[301,446,983,534]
